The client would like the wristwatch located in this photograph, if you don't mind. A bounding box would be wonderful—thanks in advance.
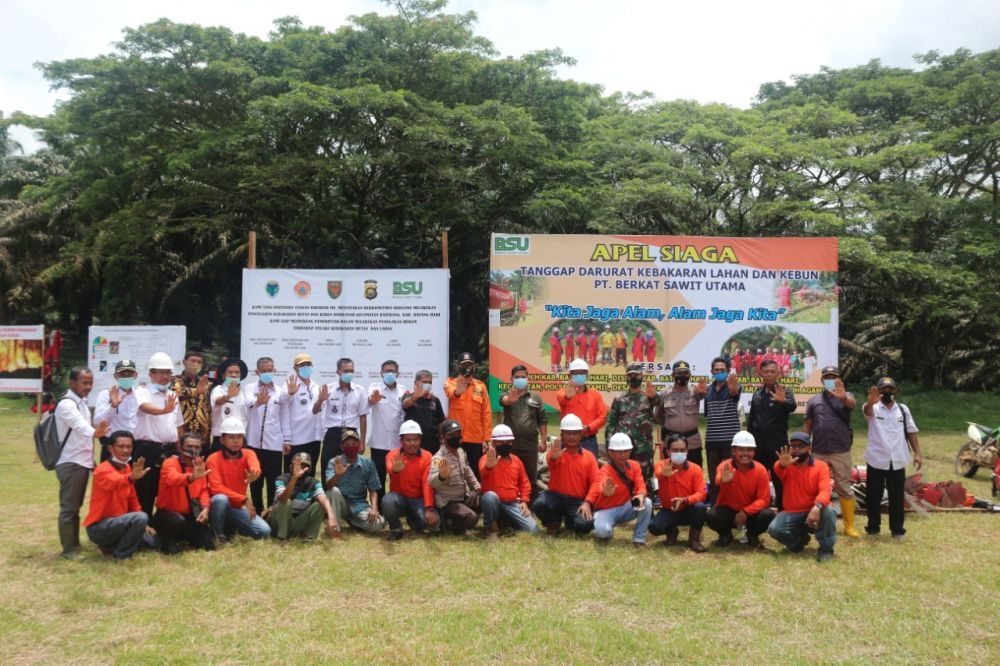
[815,502,824,510]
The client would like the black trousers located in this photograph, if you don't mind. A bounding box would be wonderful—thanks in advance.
[287,441,320,474]
[370,448,389,506]
[249,448,284,510]
[755,448,782,510]
[513,448,540,503]
[133,440,170,516]
[866,464,906,535]
[321,427,345,482]
[706,446,732,504]
[462,442,483,482]
[151,509,215,550]
[706,505,775,538]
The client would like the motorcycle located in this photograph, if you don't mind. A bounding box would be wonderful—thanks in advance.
[955,422,999,486]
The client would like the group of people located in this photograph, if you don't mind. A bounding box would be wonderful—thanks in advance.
[548,324,656,372]
[51,348,921,562]
[727,347,817,380]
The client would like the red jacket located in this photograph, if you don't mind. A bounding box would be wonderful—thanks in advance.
[773,457,833,512]
[157,455,210,515]
[386,447,435,506]
[207,448,261,508]
[586,459,646,510]
[654,460,707,509]
[480,454,532,504]
[547,447,599,499]
[715,460,770,515]
[84,461,141,526]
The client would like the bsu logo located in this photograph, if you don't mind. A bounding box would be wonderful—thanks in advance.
[392,281,423,296]
[493,235,530,254]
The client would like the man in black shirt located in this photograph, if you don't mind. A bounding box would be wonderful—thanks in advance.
[747,359,796,508]
[402,369,445,454]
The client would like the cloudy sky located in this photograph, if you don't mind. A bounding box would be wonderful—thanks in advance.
[2,0,998,152]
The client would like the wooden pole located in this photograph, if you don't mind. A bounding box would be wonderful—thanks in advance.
[441,230,449,269]
[248,231,257,269]
[37,327,45,423]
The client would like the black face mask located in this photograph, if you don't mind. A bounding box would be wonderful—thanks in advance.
[445,436,462,449]
[880,392,894,405]
[496,444,513,457]
[793,451,810,463]
[459,366,473,377]
[674,377,689,387]
[627,377,642,389]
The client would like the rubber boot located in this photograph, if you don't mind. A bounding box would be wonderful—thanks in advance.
[58,520,80,558]
[688,527,707,553]
[840,498,860,538]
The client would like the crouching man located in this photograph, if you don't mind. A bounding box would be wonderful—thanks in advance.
[207,417,272,541]
[530,415,598,537]
[649,434,708,552]
[324,429,386,533]
[383,420,437,541]
[479,424,539,539]
[266,452,339,540]
[706,431,774,549]
[427,419,482,535]
[83,431,151,560]
[585,433,652,547]
[152,433,215,553]
[767,431,837,561]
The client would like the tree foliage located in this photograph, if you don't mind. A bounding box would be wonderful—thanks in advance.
[2,1,997,389]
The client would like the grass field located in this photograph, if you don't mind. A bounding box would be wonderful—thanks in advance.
[1,391,998,665]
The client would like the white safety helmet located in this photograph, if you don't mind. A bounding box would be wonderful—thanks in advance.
[491,424,515,441]
[399,420,423,437]
[568,358,589,372]
[148,352,174,371]
[219,417,246,435]
[608,433,633,451]
[559,414,584,431]
[731,431,756,448]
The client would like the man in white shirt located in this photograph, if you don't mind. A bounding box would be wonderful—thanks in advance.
[55,367,109,558]
[243,356,290,511]
[863,376,922,538]
[367,360,409,505]
[133,352,184,516]
[209,358,249,452]
[281,352,321,474]
[93,359,140,462]
[314,357,369,482]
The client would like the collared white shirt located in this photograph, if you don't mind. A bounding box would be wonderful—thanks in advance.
[366,380,410,451]
[865,401,919,470]
[93,387,139,435]
[134,385,183,443]
[243,381,290,451]
[280,376,321,445]
[55,389,96,468]
[210,383,249,437]
[319,382,369,431]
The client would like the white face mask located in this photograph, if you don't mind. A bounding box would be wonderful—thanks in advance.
[111,455,132,466]
[670,451,687,465]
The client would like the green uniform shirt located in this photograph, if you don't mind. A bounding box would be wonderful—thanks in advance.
[502,391,546,452]
[605,390,656,456]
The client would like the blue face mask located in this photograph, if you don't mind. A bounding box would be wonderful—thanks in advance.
[670,451,688,465]
[512,377,528,391]
[259,373,274,385]
[713,371,728,382]
[224,377,241,387]
[297,366,313,380]
[339,373,354,384]
[823,379,836,391]
[152,382,169,393]
[382,372,396,385]
[116,377,136,391]
[571,374,587,386]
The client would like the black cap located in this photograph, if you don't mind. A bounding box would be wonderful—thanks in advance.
[877,376,897,389]
[218,358,249,380]
[341,429,361,443]
[820,365,840,377]
[626,362,644,374]
[789,431,812,445]
[672,360,691,374]
[456,352,475,364]
[439,419,462,437]
[114,359,137,372]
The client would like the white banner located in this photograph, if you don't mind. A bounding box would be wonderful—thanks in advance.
[0,325,44,393]
[89,326,187,392]
[241,269,450,391]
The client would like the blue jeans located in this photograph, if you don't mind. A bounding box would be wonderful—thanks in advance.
[382,492,427,533]
[209,494,271,539]
[481,491,539,533]
[768,506,837,552]
[85,511,148,559]
[649,502,707,534]
[593,498,653,543]
[580,435,599,459]
[531,491,593,533]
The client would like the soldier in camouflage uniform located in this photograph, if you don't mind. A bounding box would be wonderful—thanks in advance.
[606,363,658,490]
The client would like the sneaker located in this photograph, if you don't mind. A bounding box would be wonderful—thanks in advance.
[817,549,835,562]
[59,550,83,560]
[891,533,906,540]
[746,535,765,550]
[387,530,404,542]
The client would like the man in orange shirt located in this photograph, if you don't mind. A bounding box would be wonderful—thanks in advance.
[83,431,151,560]
[383,420,437,541]
[152,432,215,553]
[207,417,271,541]
[530,414,598,536]
[444,352,492,480]
[766,431,837,561]
[479,424,538,538]
[649,435,708,552]
[705,431,775,549]
[556,359,608,459]
[585,433,652,547]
